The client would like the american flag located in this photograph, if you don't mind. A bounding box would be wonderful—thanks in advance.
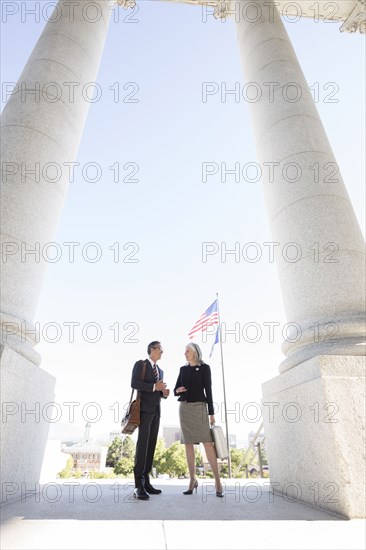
[188,299,219,339]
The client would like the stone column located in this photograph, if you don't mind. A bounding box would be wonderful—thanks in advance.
[235,0,365,517]
[0,0,113,502]
[236,0,365,372]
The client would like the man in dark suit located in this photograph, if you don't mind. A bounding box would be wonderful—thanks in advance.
[132,341,170,500]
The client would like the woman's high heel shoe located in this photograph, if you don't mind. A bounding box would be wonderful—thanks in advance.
[183,480,198,495]
[216,484,224,498]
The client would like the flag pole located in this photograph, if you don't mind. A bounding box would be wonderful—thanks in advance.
[216,292,232,478]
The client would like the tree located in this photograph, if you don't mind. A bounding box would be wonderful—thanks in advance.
[58,455,74,479]
[122,436,135,460]
[111,436,135,476]
[107,435,135,468]
[164,441,188,478]
[153,437,167,475]
[106,436,122,467]
[220,448,256,478]
[231,448,245,470]
[195,446,203,468]
[114,456,134,476]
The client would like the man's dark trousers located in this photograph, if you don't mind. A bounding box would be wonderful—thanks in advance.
[134,408,160,488]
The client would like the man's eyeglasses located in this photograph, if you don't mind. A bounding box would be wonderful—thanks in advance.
[152,346,163,352]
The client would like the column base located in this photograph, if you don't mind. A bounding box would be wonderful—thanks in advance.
[0,345,56,505]
[262,355,366,518]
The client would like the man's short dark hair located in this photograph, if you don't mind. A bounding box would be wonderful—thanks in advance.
[147,341,161,355]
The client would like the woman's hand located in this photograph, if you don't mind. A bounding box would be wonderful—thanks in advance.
[175,386,187,394]
[210,415,215,426]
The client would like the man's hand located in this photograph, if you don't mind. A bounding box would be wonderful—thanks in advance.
[175,386,187,394]
[162,388,170,397]
[155,381,166,392]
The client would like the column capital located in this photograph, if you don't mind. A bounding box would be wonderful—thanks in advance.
[340,0,366,33]
[115,0,137,8]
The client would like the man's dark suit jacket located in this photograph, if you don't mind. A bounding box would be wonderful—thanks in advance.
[131,359,165,414]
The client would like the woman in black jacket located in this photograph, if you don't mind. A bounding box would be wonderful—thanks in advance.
[174,342,223,497]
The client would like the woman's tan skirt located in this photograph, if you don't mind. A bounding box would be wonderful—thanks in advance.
[179,402,213,444]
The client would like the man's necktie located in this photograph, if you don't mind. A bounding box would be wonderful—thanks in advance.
[152,364,159,382]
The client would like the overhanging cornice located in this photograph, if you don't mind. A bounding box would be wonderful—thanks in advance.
[115,0,366,33]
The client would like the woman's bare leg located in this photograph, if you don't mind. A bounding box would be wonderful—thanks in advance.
[203,442,223,491]
[184,443,196,488]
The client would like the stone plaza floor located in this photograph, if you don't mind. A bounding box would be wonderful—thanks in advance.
[1,479,365,550]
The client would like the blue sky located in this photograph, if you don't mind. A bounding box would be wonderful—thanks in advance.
[1,1,365,445]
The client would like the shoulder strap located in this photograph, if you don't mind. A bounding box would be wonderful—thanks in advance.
[140,360,147,381]
[128,387,134,404]
[128,360,148,404]
[136,360,148,402]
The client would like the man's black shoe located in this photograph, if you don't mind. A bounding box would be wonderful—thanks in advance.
[145,484,162,495]
[133,487,150,500]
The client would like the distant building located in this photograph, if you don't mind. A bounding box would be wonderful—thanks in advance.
[62,422,108,473]
[163,426,181,447]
